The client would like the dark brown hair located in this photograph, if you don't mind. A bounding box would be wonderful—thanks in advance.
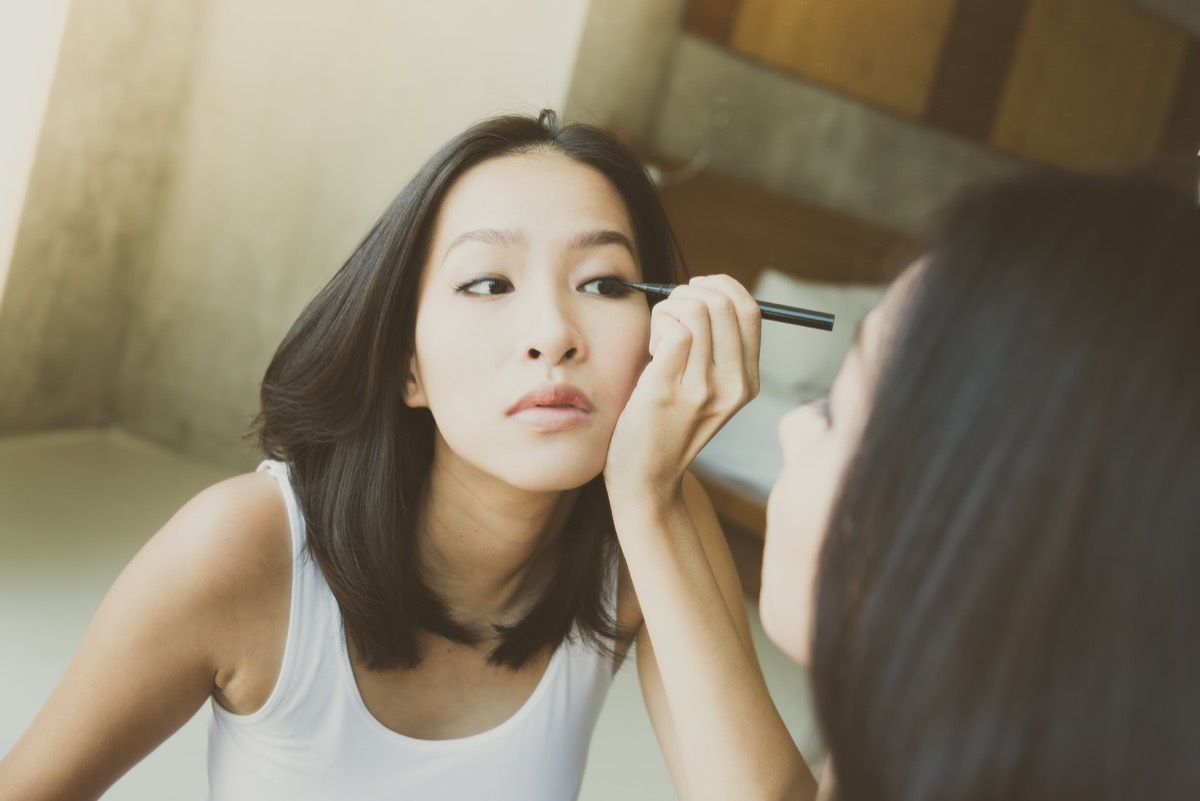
[812,166,1200,800]
[253,110,685,670]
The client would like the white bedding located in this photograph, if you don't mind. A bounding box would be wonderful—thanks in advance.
[693,386,822,503]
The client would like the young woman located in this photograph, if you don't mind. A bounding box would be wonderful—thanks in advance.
[0,112,813,800]
[760,165,1200,800]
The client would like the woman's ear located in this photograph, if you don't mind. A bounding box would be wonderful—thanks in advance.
[401,359,427,408]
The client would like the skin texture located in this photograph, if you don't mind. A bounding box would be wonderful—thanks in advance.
[0,151,813,801]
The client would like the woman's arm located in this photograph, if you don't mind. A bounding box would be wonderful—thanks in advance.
[606,275,816,801]
[612,474,815,801]
[0,472,290,801]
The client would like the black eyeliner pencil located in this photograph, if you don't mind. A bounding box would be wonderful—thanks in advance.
[621,281,835,331]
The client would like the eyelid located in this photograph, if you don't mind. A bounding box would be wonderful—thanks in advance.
[453,274,512,295]
[578,275,635,298]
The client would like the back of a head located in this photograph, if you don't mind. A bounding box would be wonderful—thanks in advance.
[812,166,1200,801]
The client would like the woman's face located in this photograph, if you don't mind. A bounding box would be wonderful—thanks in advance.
[759,267,919,663]
[404,150,651,494]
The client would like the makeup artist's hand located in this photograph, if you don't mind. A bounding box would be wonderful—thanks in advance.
[603,277,813,801]
[604,274,761,504]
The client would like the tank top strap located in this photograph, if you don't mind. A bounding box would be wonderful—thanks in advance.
[238,460,343,722]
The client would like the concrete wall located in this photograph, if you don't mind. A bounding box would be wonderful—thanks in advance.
[0,1,71,302]
[564,0,687,140]
[1,0,592,468]
[646,34,1024,235]
[0,0,202,433]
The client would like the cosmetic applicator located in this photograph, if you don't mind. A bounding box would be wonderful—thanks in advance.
[620,281,835,331]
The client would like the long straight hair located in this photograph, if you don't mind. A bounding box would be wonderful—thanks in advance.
[811,167,1200,800]
[253,111,685,670]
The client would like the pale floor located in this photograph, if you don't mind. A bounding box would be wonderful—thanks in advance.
[0,428,823,799]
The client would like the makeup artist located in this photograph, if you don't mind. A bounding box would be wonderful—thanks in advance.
[0,110,814,801]
[758,164,1200,801]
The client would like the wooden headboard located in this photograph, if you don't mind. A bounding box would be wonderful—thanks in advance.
[657,165,912,289]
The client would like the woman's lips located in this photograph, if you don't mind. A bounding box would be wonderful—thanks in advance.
[507,384,593,432]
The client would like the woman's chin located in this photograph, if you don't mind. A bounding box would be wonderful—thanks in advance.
[759,586,811,666]
[503,460,605,494]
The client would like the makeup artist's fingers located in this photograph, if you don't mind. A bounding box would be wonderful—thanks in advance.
[651,290,713,386]
[608,279,756,492]
[667,278,754,410]
[685,276,750,398]
[642,312,692,388]
[691,274,761,398]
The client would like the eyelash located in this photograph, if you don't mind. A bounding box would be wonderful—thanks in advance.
[453,275,511,296]
[806,395,832,427]
[579,276,634,298]
[452,275,634,298]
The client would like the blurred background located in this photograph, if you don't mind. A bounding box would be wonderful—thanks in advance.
[2,0,1197,798]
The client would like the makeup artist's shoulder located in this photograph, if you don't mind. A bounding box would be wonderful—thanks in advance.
[149,470,293,603]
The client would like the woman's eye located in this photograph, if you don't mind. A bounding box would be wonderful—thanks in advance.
[454,276,513,296]
[579,276,633,298]
[803,395,832,428]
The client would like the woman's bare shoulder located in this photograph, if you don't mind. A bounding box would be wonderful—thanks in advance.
[142,469,296,710]
[154,469,293,593]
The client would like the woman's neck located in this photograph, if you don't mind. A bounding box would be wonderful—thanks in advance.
[418,455,580,628]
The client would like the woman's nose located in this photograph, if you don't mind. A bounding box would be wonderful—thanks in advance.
[522,295,585,364]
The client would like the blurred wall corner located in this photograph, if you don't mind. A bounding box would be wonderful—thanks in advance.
[563,0,688,142]
[0,0,595,470]
[0,1,71,321]
[0,0,205,438]
[1132,0,1200,36]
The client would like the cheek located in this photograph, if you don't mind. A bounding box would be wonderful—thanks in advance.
[760,441,839,665]
[411,313,497,404]
[599,315,650,400]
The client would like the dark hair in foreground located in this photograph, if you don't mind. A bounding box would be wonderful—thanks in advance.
[812,166,1200,800]
[253,111,684,670]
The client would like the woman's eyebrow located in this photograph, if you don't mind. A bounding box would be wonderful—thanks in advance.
[443,228,526,258]
[566,229,636,258]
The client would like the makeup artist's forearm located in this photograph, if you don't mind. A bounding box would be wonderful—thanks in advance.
[611,490,815,801]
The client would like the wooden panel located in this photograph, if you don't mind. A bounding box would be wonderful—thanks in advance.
[925,0,1032,140]
[992,0,1189,170]
[656,164,912,290]
[727,0,959,117]
[1158,38,1200,157]
[682,0,744,45]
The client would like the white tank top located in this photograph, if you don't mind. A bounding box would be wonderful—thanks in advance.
[204,460,617,800]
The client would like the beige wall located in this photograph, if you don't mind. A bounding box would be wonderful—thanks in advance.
[564,0,687,140]
[0,1,71,301]
[0,0,202,433]
[2,0,592,468]
[646,35,1022,236]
